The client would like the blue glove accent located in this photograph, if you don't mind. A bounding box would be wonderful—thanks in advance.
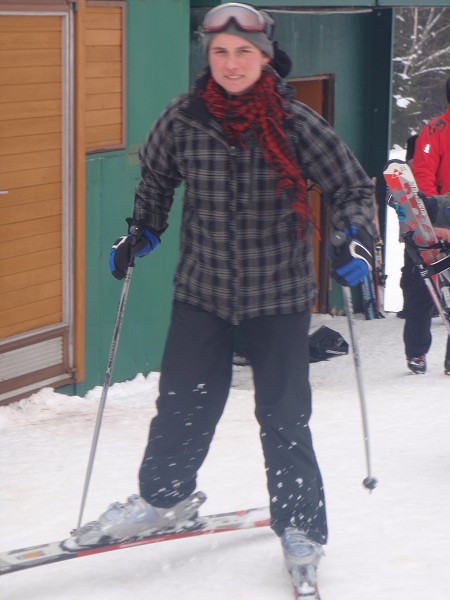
[335,256,370,287]
[331,226,373,287]
[109,235,127,276]
[109,220,160,280]
[133,229,160,258]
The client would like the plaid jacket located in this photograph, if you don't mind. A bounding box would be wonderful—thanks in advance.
[134,69,374,324]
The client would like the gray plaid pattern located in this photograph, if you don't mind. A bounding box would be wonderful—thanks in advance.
[134,70,374,324]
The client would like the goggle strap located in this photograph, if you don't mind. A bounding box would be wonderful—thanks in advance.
[203,3,266,34]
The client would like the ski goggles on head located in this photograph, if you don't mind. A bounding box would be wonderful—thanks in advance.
[202,3,274,38]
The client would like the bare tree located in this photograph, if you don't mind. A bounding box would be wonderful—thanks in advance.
[391,7,450,147]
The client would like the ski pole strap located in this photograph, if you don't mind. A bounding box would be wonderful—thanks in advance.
[428,253,450,276]
[414,241,450,252]
[403,230,450,253]
[403,231,450,276]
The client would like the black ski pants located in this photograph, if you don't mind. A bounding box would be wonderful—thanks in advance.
[401,249,450,364]
[400,249,434,358]
[139,301,327,544]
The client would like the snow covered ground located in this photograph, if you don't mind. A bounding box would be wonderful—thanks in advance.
[1,311,450,600]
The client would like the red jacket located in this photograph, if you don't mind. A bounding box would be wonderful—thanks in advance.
[412,106,450,195]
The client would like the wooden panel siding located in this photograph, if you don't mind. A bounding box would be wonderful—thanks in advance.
[1,82,61,103]
[0,65,61,85]
[0,132,62,155]
[0,15,61,32]
[1,166,61,191]
[2,299,62,340]
[85,2,125,152]
[0,14,63,339]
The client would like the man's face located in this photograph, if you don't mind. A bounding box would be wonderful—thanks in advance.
[208,33,269,96]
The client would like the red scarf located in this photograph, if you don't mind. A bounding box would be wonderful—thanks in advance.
[200,69,310,236]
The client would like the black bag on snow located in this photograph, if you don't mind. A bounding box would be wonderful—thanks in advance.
[308,325,349,363]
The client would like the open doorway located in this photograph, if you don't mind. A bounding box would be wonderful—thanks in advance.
[289,75,334,313]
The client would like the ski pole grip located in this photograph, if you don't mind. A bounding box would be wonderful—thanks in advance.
[127,223,145,269]
[330,230,347,248]
[129,223,144,245]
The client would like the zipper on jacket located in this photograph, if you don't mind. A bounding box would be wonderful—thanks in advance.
[228,145,240,323]
[249,143,256,203]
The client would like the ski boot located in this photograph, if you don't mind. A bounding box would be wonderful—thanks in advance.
[281,528,323,598]
[407,355,426,374]
[445,358,450,376]
[63,491,206,550]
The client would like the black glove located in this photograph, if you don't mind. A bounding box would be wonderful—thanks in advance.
[109,218,160,280]
[330,226,373,287]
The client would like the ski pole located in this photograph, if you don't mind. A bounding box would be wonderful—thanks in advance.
[76,226,143,528]
[77,264,133,528]
[341,285,378,492]
[330,230,377,491]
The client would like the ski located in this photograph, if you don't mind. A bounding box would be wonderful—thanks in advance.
[360,179,385,320]
[361,273,377,320]
[383,159,450,372]
[384,160,441,260]
[383,159,450,307]
[371,177,386,317]
[0,505,269,576]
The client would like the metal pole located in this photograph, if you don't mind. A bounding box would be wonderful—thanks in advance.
[342,285,378,491]
[76,264,134,527]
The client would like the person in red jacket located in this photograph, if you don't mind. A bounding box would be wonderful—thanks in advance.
[413,77,450,196]
[400,76,450,375]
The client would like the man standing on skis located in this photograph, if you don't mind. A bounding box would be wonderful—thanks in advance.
[400,76,450,375]
[69,3,375,590]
